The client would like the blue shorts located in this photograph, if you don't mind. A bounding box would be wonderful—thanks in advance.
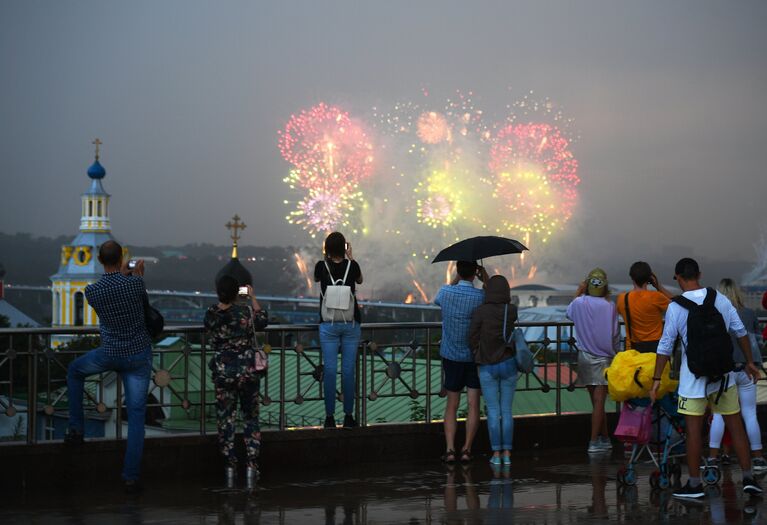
[442,358,480,392]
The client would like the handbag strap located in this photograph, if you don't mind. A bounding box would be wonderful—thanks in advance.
[624,292,634,349]
[247,305,261,351]
[503,304,513,344]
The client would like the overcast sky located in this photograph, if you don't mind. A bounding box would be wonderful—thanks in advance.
[2,1,766,264]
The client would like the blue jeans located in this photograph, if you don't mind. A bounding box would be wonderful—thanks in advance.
[478,358,518,451]
[67,346,152,481]
[319,321,361,416]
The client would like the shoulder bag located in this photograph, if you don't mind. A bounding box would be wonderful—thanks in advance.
[504,304,534,373]
[249,306,269,373]
[142,292,164,340]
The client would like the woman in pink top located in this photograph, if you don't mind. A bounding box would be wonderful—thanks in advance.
[566,268,620,454]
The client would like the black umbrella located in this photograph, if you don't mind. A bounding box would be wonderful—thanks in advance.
[431,236,528,263]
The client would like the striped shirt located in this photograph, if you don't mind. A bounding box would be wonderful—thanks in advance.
[435,281,485,362]
[85,272,152,357]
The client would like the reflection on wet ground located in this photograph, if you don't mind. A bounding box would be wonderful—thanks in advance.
[5,448,765,524]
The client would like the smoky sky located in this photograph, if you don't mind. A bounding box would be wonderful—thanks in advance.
[1,1,766,264]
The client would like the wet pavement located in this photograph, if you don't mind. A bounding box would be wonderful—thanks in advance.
[4,448,765,524]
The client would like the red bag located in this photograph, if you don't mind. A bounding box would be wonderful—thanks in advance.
[614,404,652,444]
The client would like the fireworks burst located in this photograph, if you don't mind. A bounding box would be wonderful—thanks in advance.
[278,103,374,235]
[293,252,313,292]
[492,170,560,240]
[414,170,466,229]
[286,188,364,234]
[416,112,450,144]
[279,91,581,300]
[489,122,579,241]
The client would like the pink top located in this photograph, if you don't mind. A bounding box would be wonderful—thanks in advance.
[566,295,619,357]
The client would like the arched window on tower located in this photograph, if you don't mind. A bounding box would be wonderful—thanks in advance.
[88,200,93,217]
[97,200,102,216]
[74,292,84,326]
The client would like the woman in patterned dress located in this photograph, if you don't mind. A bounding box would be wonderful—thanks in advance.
[204,275,268,487]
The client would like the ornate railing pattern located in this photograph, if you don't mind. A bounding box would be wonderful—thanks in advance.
[1,318,765,444]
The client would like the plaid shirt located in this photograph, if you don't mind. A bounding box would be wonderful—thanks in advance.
[434,281,485,362]
[85,272,152,357]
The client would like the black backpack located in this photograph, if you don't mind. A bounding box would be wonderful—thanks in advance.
[672,288,734,381]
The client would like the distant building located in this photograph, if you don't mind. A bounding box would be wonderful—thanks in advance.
[49,140,127,346]
[0,277,39,327]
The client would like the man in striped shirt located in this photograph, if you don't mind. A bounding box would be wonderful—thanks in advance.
[434,260,487,463]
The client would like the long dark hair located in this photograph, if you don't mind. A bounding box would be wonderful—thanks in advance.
[324,232,346,259]
[215,275,238,304]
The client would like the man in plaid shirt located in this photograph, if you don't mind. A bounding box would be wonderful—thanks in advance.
[434,260,488,463]
[65,240,153,494]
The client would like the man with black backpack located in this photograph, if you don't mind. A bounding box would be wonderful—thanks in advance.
[650,258,762,498]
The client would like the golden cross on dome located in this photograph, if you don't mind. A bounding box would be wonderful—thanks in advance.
[92,138,102,160]
[225,215,246,258]
[226,214,247,243]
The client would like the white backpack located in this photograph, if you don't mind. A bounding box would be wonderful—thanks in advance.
[320,260,356,323]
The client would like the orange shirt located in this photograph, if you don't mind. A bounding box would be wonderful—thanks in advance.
[616,290,670,349]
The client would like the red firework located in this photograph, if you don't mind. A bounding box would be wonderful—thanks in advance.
[489,122,580,217]
[278,102,374,190]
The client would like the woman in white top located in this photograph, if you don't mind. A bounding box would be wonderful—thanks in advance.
[707,279,766,471]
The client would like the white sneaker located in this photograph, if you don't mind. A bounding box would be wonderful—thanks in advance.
[588,440,605,454]
[598,436,613,450]
[673,481,705,499]
[752,457,767,472]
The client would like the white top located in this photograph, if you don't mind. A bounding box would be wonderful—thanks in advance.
[656,288,746,398]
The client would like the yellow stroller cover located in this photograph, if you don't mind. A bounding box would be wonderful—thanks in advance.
[604,350,678,402]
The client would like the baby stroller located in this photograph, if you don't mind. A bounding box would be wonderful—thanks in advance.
[615,394,687,490]
[605,350,692,490]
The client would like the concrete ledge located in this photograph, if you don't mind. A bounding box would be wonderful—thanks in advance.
[5,412,613,490]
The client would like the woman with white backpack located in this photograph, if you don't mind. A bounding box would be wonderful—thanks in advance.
[314,232,363,429]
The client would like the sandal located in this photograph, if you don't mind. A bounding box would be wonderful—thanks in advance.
[460,449,473,463]
[441,449,457,463]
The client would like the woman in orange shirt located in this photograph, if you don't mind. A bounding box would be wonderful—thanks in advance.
[616,262,674,353]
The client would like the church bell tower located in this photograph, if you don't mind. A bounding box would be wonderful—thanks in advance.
[50,139,124,346]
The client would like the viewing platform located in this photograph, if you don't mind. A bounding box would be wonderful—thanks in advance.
[2,320,766,524]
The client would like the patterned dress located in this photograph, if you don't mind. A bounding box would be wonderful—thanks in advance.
[204,303,267,467]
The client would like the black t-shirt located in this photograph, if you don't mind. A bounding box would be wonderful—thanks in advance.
[314,259,362,323]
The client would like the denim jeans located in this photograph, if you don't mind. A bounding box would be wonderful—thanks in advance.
[319,321,361,416]
[478,357,518,451]
[67,346,152,481]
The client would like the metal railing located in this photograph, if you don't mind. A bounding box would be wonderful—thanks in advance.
[0,319,764,444]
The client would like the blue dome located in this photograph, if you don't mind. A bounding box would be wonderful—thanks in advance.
[87,160,106,179]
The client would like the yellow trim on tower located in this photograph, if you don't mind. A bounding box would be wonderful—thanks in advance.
[73,246,92,266]
[60,246,74,265]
